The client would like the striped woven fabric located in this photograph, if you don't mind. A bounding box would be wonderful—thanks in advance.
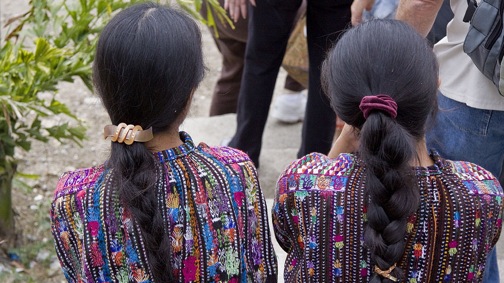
[273,152,503,283]
[51,132,277,283]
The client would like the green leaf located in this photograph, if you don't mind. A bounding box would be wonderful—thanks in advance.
[194,0,202,11]
[68,125,86,140]
[15,140,31,151]
[97,0,107,14]
[34,38,50,60]
[0,136,16,157]
[68,9,78,22]
[12,178,33,193]
[19,49,34,64]
[15,172,39,179]
[45,123,69,140]
[79,74,94,92]
[46,99,77,119]
[80,0,89,12]
[45,123,85,144]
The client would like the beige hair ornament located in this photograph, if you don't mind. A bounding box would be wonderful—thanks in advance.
[104,123,153,145]
[374,263,398,282]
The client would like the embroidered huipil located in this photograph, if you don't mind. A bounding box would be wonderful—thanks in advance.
[51,132,277,283]
[273,152,504,283]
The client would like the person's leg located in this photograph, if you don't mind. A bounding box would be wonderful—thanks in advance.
[484,249,499,283]
[209,36,247,116]
[204,0,248,116]
[271,75,307,123]
[270,3,308,124]
[284,75,305,92]
[426,93,504,283]
[297,0,351,158]
[228,0,301,166]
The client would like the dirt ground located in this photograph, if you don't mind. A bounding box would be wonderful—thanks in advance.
[1,1,222,281]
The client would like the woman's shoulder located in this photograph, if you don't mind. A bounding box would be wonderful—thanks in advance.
[197,143,252,165]
[282,152,358,176]
[53,164,106,201]
[443,159,503,196]
[276,152,359,194]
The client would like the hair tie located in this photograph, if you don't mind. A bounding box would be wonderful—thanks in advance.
[359,94,398,119]
[104,123,153,145]
[374,263,398,282]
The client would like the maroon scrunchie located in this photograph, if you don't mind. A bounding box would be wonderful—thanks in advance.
[359,94,398,119]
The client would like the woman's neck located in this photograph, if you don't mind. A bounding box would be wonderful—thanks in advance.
[411,139,434,167]
[145,126,183,152]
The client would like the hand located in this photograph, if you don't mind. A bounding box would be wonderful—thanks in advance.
[224,0,256,22]
[328,123,360,158]
[351,0,375,26]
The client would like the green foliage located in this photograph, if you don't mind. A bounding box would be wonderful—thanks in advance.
[182,0,235,36]
[1,0,129,159]
[1,39,86,154]
[1,0,229,159]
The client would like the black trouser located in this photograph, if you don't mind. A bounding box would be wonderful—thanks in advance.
[228,0,352,166]
[204,0,306,116]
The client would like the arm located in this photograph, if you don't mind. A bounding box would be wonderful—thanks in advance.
[396,0,444,37]
[224,0,256,22]
[351,0,375,26]
[328,123,359,158]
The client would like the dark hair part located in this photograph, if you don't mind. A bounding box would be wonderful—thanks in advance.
[93,2,204,282]
[322,20,438,282]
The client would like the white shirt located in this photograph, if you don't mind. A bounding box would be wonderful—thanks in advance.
[434,0,504,110]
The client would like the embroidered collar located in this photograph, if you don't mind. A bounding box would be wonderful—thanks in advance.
[155,131,196,162]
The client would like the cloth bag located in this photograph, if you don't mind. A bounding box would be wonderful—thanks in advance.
[282,14,309,88]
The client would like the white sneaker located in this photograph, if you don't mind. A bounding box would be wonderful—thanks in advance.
[220,137,231,146]
[270,91,307,123]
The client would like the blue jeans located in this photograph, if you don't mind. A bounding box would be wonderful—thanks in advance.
[427,93,504,283]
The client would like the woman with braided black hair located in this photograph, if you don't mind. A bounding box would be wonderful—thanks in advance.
[273,19,503,282]
[50,3,277,282]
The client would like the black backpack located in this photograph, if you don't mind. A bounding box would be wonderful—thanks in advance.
[463,0,504,96]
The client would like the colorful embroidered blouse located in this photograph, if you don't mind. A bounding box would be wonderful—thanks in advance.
[273,152,504,283]
[51,132,277,283]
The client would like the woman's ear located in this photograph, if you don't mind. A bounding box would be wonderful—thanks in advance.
[438,78,441,88]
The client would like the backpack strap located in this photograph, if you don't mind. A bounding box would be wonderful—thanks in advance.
[464,0,479,22]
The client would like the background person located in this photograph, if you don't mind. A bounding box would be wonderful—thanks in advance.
[225,0,352,167]
[201,0,307,122]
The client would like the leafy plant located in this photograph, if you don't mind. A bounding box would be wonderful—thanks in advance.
[0,0,228,246]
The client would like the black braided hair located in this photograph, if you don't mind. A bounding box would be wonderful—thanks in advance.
[93,3,205,282]
[322,20,438,282]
